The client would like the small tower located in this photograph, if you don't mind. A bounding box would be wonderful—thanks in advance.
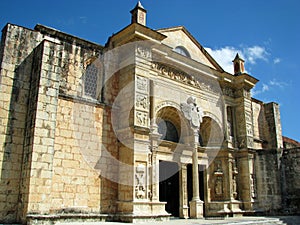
[232,53,245,75]
[130,1,147,26]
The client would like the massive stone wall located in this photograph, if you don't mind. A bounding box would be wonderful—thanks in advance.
[254,148,300,215]
[0,24,119,223]
[254,150,282,214]
[0,24,43,223]
[281,148,300,214]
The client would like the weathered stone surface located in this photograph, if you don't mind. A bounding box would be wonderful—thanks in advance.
[0,4,298,224]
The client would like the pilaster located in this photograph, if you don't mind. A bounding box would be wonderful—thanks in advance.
[23,40,61,217]
[179,164,189,218]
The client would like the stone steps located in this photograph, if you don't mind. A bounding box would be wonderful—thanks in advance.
[219,218,286,225]
[198,217,296,225]
[2,216,299,225]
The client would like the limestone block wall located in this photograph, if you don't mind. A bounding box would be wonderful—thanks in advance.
[51,99,102,213]
[252,100,268,149]
[281,148,300,214]
[254,150,282,213]
[29,34,119,215]
[0,24,42,223]
[51,100,119,215]
[264,102,283,149]
[18,40,46,222]
[0,23,119,223]
[39,26,119,215]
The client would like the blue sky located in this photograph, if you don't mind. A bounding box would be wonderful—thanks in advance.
[1,0,299,141]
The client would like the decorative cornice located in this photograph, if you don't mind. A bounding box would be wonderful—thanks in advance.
[151,62,220,94]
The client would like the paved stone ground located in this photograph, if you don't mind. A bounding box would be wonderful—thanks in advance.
[56,216,300,225]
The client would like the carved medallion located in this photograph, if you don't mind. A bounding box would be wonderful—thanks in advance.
[181,96,203,128]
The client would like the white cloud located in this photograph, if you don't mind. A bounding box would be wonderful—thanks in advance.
[269,79,288,88]
[251,79,288,97]
[205,45,269,73]
[205,46,243,74]
[262,83,269,92]
[79,16,88,24]
[273,58,281,64]
[246,46,268,64]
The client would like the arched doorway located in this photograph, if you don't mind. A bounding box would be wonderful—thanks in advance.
[156,106,187,217]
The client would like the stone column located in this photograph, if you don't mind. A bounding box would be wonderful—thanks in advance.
[149,79,160,202]
[151,149,159,201]
[179,164,189,218]
[189,130,203,218]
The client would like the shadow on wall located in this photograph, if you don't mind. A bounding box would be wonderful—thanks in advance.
[0,46,40,223]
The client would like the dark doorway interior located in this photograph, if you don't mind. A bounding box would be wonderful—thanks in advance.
[187,164,205,216]
[159,161,179,217]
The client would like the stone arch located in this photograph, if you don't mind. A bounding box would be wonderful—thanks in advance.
[202,111,222,129]
[155,101,181,114]
[156,106,190,144]
[199,116,224,147]
[174,46,191,58]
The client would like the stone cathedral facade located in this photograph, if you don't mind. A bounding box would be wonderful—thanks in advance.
[0,2,299,224]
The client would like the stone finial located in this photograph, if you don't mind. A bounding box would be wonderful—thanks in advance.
[232,53,245,75]
[130,1,147,26]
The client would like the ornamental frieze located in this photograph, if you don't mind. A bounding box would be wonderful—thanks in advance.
[151,62,219,94]
[136,46,151,59]
[222,87,235,97]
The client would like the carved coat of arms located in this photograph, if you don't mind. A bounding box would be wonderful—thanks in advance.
[181,97,203,128]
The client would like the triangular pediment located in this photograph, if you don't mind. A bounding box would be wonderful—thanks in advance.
[157,26,223,72]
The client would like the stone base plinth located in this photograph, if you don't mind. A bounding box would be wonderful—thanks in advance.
[115,213,170,223]
[179,205,189,219]
[229,201,243,217]
[189,200,204,218]
[116,201,170,223]
[206,201,244,217]
[27,213,110,225]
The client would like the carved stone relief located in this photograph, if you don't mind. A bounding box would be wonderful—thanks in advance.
[227,120,233,140]
[214,160,223,173]
[232,160,239,200]
[222,87,235,97]
[250,174,256,199]
[135,111,148,127]
[245,111,252,123]
[238,138,246,148]
[136,75,148,93]
[213,160,224,198]
[154,101,179,113]
[181,96,203,128]
[247,136,254,148]
[135,75,149,128]
[136,94,148,110]
[151,62,220,94]
[135,163,146,199]
[136,46,151,59]
[246,124,253,136]
[236,89,251,99]
[215,177,223,196]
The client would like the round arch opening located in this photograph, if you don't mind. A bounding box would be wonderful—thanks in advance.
[199,116,224,147]
[156,106,190,144]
